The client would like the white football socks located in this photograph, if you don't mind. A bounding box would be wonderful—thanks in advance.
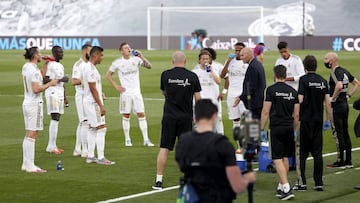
[156,174,163,182]
[47,120,59,151]
[139,117,149,142]
[122,117,131,141]
[96,128,106,160]
[23,137,35,169]
[87,128,96,158]
[74,123,81,152]
[81,121,88,154]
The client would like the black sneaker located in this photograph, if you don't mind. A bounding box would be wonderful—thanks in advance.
[327,161,345,169]
[314,186,324,191]
[278,189,295,200]
[293,184,307,191]
[152,181,162,190]
[275,189,282,197]
[344,160,353,169]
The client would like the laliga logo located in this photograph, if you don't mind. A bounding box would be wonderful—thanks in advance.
[343,38,360,51]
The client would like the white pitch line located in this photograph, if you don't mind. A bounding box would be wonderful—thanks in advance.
[97,185,180,203]
[98,147,360,203]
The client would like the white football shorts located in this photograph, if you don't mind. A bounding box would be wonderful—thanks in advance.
[227,96,247,120]
[84,100,106,128]
[23,101,43,131]
[45,90,64,115]
[119,93,145,114]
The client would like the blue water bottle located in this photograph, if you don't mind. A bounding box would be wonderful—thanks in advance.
[57,160,62,171]
[205,63,211,72]
[131,49,139,56]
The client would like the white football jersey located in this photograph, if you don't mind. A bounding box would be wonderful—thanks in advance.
[45,61,65,94]
[227,59,249,97]
[72,57,87,93]
[22,62,43,104]
[83,63,103,104]
[192,67,219,105]
[108,56,143,95]
[275,54,305,90]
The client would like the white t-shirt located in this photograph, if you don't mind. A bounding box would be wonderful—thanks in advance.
[227,59,248,97]
[22,62,43,104]
[45,61,64,95]
[192,67,219,105]
[83,63,103,104]
[108,56,143,95]
[72,57,87,93]
[275,54,305,90]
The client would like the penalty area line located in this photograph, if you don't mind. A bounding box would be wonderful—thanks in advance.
[97,185,180,203]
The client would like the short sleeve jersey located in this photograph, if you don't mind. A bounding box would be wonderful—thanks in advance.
[275,54,305,90]
[108,56,143,95]
[22,62,43,104]
[227,59,248,97]
[192,67,219,105]
[161,67,201,118]
[83,63,103,104]
[298,73,329,122]
[265,82,298,127]
[45,61,65,94]
[329,66,355,104]
[72,58,87,93]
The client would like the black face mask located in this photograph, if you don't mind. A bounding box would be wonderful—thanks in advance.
[324,62,332,69]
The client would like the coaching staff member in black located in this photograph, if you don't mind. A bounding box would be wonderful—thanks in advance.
[297,55,332,191]
[260,65,299,200]
[325,52,359,168]
[234,47,266,119]
[152,51,201,190]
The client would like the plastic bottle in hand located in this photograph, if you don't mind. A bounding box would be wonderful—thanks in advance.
[205,63,211,72]
[131,49,139,56]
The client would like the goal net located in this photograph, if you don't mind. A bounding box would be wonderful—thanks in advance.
[147,6,264,50]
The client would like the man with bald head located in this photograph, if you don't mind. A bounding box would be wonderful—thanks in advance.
[325,52,359,169]
[234,47,266,119]
[152,51,202,190]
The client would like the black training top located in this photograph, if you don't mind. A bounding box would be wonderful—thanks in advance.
[265,82,298,127]
[298,73,329,123]
[329,66,354,104]
[161,67,201,118]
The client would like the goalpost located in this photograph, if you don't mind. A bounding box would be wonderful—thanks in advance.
[147,6,264,50]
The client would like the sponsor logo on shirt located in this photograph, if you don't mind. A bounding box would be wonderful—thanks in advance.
[308,82,326,90]
[168,78,191,87]
[276,92,295,100]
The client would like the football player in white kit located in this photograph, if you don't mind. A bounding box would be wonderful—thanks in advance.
[43,46,69,154]
[192,50,223,133]
[275,41,305,90]
[72,44,92,157]
[220,42,248,132]
[83,46,115,165]
[106,42,154,147]
[22,47,58,173]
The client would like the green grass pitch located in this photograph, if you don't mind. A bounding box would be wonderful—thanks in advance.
[1,49,360,202]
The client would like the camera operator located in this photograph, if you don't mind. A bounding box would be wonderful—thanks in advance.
[176,99,256,203]
[260,65,299,201]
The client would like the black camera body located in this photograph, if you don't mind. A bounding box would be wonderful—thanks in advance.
[233,118,261,150]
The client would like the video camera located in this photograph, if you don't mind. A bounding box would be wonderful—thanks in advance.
[233,112,261,162]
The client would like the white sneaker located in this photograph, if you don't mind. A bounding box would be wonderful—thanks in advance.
[73,150,81,157]
[144,140,155,147]
[97,158,115,165]
[125,140,133,147]
[22,165,47,173]
[86,157,98,164]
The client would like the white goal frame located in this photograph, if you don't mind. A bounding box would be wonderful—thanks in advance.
[147,6,264,50]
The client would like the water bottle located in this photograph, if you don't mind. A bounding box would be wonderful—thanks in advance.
[57,160,63,171]
[228,53,236,59]
[205,63,211,72]
[131,49,139,56]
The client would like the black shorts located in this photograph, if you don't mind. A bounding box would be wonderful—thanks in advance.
[160,115,192,150]
[270,126,295,160]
